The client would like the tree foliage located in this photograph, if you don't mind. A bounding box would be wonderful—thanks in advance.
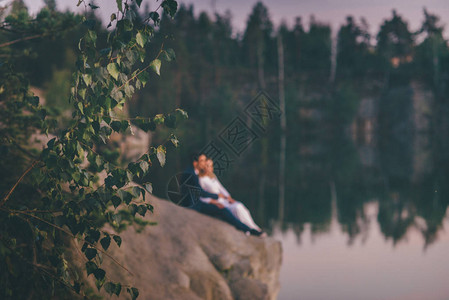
[336,16,372,79]
[0,0,184,298]
[376,10,414,62]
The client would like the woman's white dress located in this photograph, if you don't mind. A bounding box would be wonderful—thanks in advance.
[199,176,261,231]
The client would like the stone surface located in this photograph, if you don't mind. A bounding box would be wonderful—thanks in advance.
[95,196,282,300]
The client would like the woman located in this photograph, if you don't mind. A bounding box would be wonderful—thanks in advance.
[199,159,263,233]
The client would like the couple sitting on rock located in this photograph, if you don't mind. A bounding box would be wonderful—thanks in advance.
[181,153,266,237]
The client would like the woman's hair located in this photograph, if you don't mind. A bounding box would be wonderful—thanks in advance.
[206,159,216,178]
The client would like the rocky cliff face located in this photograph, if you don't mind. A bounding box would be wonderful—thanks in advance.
[96,196,282,300]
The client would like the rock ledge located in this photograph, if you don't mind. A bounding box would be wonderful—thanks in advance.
[99,196,282,300]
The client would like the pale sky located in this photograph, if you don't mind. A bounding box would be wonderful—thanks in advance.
[17,0,449,38]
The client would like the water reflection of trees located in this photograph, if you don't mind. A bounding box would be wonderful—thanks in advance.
[275,124,449,248]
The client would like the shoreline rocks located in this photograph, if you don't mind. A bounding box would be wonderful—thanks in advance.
[94,196,282,300]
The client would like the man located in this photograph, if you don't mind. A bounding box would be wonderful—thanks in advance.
[179,153,220,207]
[181,153,262,236]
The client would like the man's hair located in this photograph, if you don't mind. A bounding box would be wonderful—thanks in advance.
[190,153,199,162]
[190,152,207,162]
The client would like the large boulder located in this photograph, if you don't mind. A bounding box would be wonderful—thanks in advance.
[95,196,282,300]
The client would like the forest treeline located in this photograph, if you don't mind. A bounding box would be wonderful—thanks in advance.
[4,1,448,146]
[5,2,449,114]
[3,1,448,133]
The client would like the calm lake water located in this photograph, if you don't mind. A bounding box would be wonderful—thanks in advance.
[273,203,449,300]
[151,129,449,300]
[263,132,449,300]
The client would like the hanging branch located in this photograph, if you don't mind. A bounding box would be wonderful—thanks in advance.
[0,160,39,208]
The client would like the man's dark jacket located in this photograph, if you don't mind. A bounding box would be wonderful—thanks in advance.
[180,166,218,207]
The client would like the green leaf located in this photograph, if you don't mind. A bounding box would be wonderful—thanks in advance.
[136,32,147,48]
[153,114,164,124]
[135,79,142,90]
[125,9,136,21]
[123,19,133,31]
[175,108,188,119]
[126,170,134,182]
[121,120,129,132]
[110,120,121,132]
[103,97,111,110]
[126,50,138,64]
[118,190,133,204]
[79,88,86,100]
[127,287,139,300]
[112,213,121,224]
[83,74,92,86]
[161,48,176,62]
[107,63,120,80]
[104,282,121,296]
[104,282,115,295]
[111,89,123,101]
[110,13,117,22]
[136,0,143,7]
[149,12,160,24]
[96,277,106,291]
[137,71,150,87]
[39,108,47,120]
[144,183,153,194]
[116,0,123,12]
[86,261,98,276]
[72,172,81,182]
[111,196,121,208]
[139,161,149,173]
[149,59,161,76]
[47,138,56,149]
[137,205,147,216]
[85,248,97,260]
[96,155,102,167]
[161,0,178,18]
[139,153,150,162]
[113,235,122,247]
[86,30,97,46]
[157,145,166,167]
[170,135,179,147]
[100,236,111,251]
[86,229,100,244]
[81,242,88,253]
[132,186,141,198]
[76,142,84,157]
[92,121,100,133]
[93,268,106,280]
[29,96,39,107]
[114,283,122,296]
[124,84,135,98]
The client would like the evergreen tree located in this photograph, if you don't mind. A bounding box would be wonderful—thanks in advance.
[377,10,414,65]
[336,16,371,80]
